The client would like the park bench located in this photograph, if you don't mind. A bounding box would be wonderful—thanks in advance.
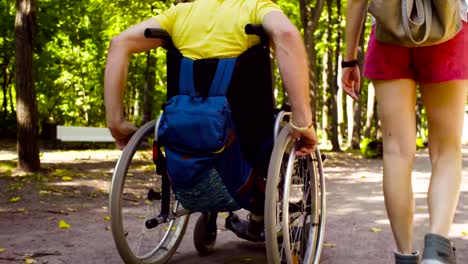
[41,124,114,148]
[56,126,114,142]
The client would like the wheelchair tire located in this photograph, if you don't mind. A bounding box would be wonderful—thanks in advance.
[193,212,218,256]
[109,119,189,264]
[265,124,326,264]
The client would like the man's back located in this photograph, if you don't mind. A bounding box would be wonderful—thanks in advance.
[154,0,279,59]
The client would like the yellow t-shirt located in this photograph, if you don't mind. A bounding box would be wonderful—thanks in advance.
[154,0,281,59]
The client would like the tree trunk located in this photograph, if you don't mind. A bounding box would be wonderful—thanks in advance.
[321,53,329,146]
[363,82,375,138]
[349,19,367,149]
[142,51,155,125]
[416,89,426,141]
[15,0,40,172]
[346,95,354,147]
[299,0,325,127]
[8,66,15,113]
[2,62,8,118]
[337,56,344,146]
[328,0,340,151]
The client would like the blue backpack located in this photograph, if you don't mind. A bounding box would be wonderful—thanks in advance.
[157,57,252,212]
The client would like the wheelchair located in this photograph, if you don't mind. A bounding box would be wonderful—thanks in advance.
[109,24,326,264]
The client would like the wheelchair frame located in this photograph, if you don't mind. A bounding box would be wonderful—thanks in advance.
[109,25,326,264]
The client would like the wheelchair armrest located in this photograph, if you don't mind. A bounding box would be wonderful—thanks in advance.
[144,28,174,49]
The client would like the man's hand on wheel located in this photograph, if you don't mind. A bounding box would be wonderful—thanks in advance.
[289,125,318,156]
[108,120,138,149]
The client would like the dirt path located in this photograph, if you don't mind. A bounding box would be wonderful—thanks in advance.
[0,145,467,264]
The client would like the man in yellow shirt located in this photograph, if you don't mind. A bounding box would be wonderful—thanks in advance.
[104,0,317,239]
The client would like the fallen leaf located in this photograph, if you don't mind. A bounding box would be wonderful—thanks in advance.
[24,258,36,264]
[462,230,468,236]
[417,207,424,212]
[104,216,110,221]
[370,227,381,233]
[323,243,336,248]
[62,176,73,182]
[58,220,71,229]
[292,255,299,264]
[220,213,229,219]
[0,248,5,253]
[8,196,21,203]
[360,175,367,179]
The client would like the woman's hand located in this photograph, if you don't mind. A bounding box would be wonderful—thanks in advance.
[341,65,361,100]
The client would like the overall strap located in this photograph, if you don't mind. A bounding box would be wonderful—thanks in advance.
[179,58,195,96]
[209,58,236,96]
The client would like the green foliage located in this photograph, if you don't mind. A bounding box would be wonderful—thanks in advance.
[0,0,431,150]
[416,137,426,150]
[360,137,382,159]
[0,112,17,138]
[1,0,174,129]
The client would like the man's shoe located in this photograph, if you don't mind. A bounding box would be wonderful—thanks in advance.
[225,212,264,242]
[247,213,264,238]
[394,251,420,264]
[421,233,456,264]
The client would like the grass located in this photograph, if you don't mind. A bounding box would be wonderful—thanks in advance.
[0,161,15,176]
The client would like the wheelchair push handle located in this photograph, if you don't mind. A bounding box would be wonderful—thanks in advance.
[245,24,268,42]
[144,28,174,49]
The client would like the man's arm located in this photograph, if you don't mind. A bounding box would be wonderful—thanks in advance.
[262,11,317,155]
[104,18,163,148]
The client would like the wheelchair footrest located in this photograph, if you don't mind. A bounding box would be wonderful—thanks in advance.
[225,213,265,242]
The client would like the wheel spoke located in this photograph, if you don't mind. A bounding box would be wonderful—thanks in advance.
[265,125,326,264]
[109,119,189,264]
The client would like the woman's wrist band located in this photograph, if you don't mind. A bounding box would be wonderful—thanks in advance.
[341,60,358,68]
[290,121,313,132]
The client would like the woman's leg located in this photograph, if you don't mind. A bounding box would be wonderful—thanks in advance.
[374,79,418,254]
[421,80,468,236]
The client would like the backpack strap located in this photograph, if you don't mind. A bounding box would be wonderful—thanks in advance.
[209,58,236,96]
[179,58,195,96]
[178,57,236,97]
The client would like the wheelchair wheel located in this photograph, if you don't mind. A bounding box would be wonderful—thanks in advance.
[265,124,326,264]
[193,212,218,255]
[109,119,190,264]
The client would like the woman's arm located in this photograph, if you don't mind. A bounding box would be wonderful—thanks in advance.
[342,0,368,100]
[344,0,368,61]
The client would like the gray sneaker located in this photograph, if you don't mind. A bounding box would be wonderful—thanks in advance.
[421,233,456,264]
[395,251,420,264]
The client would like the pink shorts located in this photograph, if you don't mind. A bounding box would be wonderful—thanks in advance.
[364,21,468,83]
